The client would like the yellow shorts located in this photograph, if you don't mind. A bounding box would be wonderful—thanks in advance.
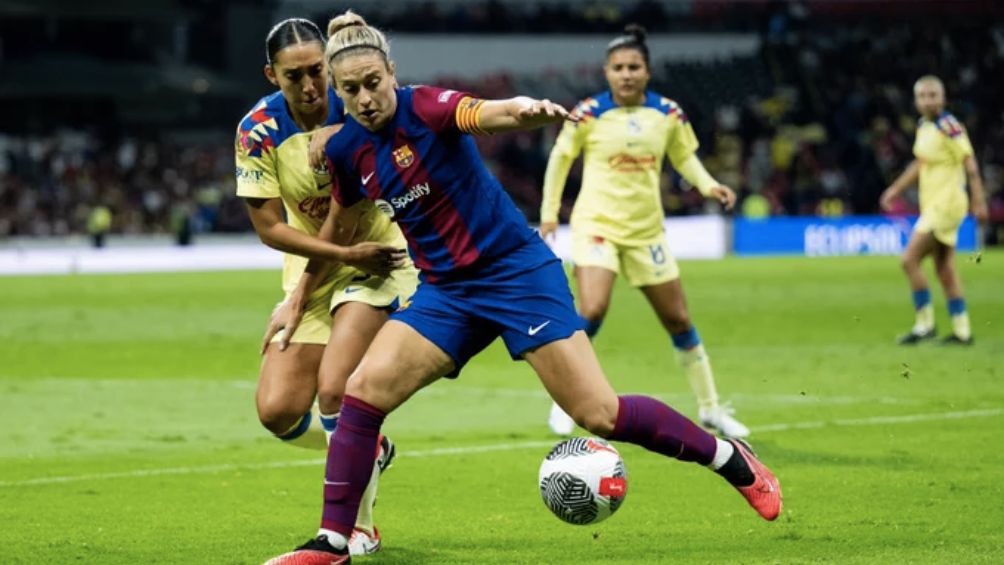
[271,265,420,346]
[571,231,680,288]
[915,208,966,247]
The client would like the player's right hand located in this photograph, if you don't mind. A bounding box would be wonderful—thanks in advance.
[261,298,305,354]
[517,99,574,127]
[972,200,989,223]
[342,242,408,278]
[308,124,344,170]
[879,187,898,212]
[539,221,558,243]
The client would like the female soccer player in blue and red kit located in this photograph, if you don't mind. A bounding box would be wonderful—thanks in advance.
[265,11,783,565]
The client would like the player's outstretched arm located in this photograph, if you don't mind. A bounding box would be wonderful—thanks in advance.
[477,97,575,134]
[880,159,919,211]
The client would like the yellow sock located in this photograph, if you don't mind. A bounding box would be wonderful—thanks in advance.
[952,312,971,340]
[677,344,719,411]
[277,404,327,450]
[354,459,381,533]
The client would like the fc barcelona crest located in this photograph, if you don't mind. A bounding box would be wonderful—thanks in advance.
[393,145,415,168]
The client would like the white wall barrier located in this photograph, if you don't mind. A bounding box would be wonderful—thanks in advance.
[547,216,727,261]
[0,217,727,276]
[0,237,282,276]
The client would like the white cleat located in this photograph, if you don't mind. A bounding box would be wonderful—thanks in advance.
[699,405,750,439]
[548,402,576,436]
[348,526,382,556]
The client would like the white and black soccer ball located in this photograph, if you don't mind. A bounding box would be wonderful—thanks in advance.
[538,437,628,525]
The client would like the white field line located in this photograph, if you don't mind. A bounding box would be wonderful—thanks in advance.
[1,407,1000,488]
[399,385,917,406]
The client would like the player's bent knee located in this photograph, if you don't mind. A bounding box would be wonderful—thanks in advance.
[315,386,344,415]
[257,400,307,436]
[572,400,619,437]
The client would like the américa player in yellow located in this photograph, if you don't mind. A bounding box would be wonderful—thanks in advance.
[880,75,987,345]
[235,18,417,555]
[540,25,748,438]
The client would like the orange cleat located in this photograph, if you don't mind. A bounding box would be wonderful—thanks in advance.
[263,535,350,565]
[729,439,782,521]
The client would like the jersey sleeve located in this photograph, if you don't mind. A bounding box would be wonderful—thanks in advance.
[324,147,364,209]
[411,86,485,134]
[936,115,975,161]
[540,113,589,223]
[664,108,701,169]
[663,105,719,195]
[234,124,280,199]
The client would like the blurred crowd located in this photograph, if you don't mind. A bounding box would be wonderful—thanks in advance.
[2,4,1002,243]
[436,17,1004,239]
[328,0,696,34]
[0,133,245,239]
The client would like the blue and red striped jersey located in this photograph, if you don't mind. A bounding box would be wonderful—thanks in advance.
[325,85,539,282]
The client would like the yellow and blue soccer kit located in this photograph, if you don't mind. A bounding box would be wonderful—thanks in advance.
[912,112,974,247]
[541,91,718,287]
[235,89,417,345]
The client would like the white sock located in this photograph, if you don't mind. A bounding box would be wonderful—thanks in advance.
[952,312,971,340]
[677,344,720,412]
[913,304,934,334]
[708,438,734,470]
[316,528,348,549]
[354,459,381,534]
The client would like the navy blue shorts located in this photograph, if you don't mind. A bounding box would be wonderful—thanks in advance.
[391,240,584,374]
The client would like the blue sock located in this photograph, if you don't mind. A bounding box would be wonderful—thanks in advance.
[278,411,313,441]
[912,289,931,310]
[948,297,966,316]
[671,327,701,350]
[319,413,339,433]
[582,317,603,339]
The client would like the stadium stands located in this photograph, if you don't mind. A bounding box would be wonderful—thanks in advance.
[1,1,1001,242]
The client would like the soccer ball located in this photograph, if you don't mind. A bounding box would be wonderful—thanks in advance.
[538,437,628,525]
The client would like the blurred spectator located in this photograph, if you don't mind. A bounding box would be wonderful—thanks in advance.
[86,204,111,248]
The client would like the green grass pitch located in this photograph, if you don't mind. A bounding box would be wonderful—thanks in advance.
[1,252,1002,564]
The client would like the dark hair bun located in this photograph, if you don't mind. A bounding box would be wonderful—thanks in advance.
[624,24,647,43]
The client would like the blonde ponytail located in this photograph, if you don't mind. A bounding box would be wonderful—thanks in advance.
[325,10,390,68]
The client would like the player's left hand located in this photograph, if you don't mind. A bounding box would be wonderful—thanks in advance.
[709,185,737,211]
[518,99,575,126]
[261,298,305,354]
[308,124,344,170]
[972,200,989,223]
[342,242,408,278]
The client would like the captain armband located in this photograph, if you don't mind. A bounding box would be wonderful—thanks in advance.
[455,96,488,135]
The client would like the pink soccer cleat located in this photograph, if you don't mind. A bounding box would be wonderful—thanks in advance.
[263,535,350,565]
[729,439,783,521]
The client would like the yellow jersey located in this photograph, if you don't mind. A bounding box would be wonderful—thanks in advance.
[913,112,973,216]
[542,91,716,245]
[235,89,403,294]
